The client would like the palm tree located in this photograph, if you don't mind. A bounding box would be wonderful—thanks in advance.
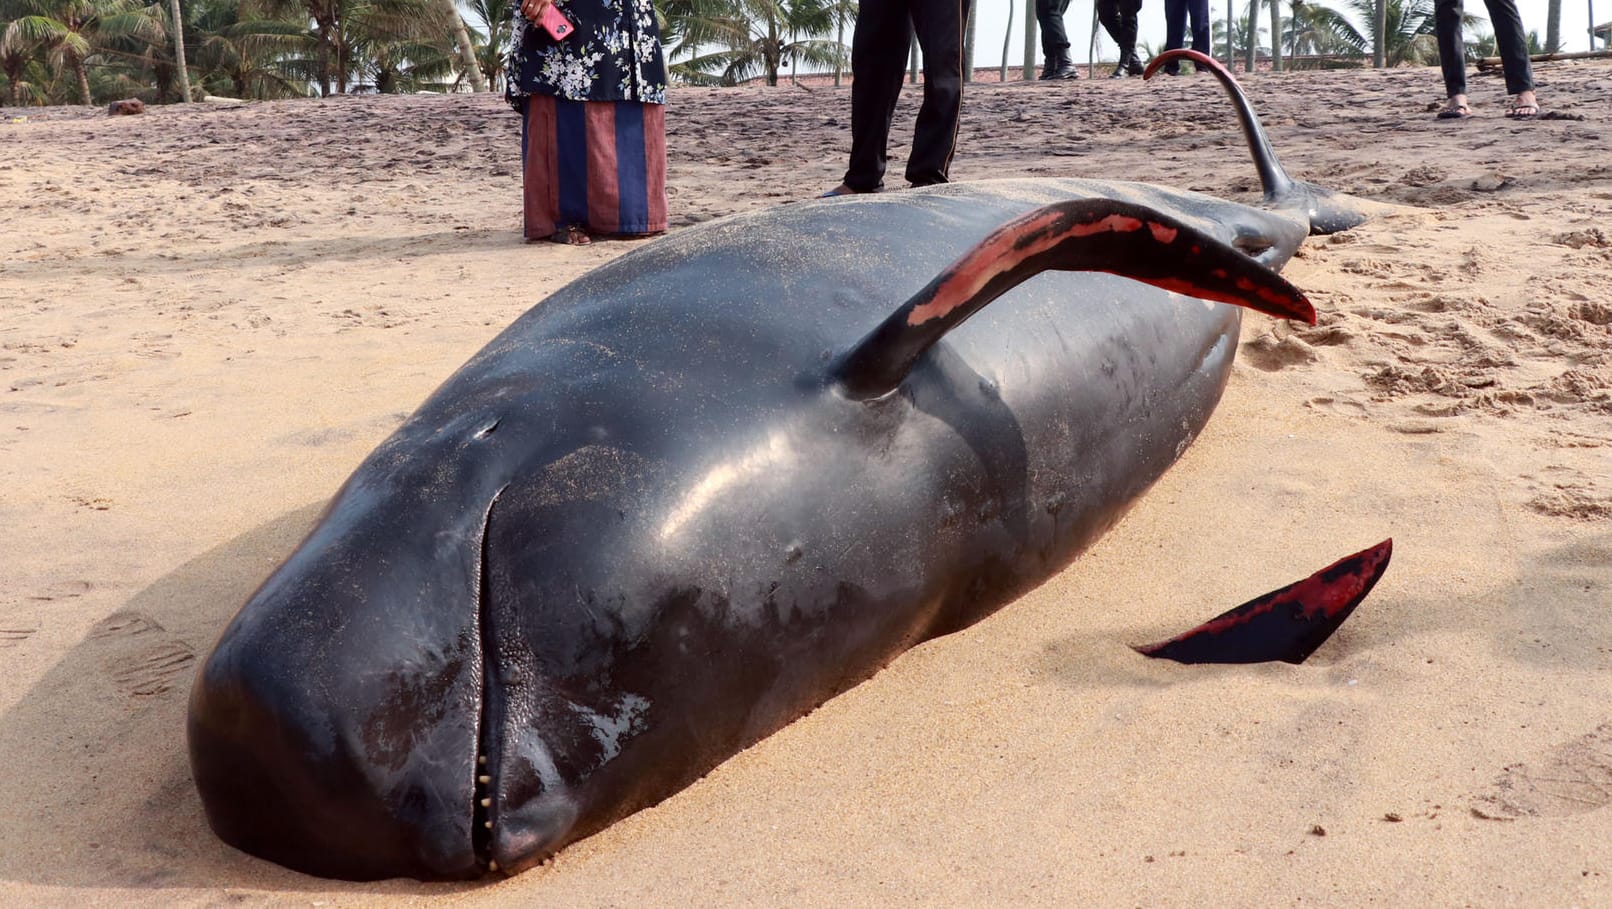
[664,0,843,86]
[248,0,451,95]
[190,0,311,98]
[4,0,164,103]
[1280,0,1460,65]
[461,0,510,93]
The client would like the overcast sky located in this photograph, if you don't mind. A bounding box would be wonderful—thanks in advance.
[962,0,1602,68]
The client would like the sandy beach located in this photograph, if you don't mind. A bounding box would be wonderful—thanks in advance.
[2,61,1610,906]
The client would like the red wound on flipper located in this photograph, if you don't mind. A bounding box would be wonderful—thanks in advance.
[1134,539,1392,665]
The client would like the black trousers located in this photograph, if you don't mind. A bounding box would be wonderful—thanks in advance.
[1435,0,1534,96]
[843,0,971,190]
[1097,0,1143,58]
[1162,0,1210,72]
[1036,0,1073,60]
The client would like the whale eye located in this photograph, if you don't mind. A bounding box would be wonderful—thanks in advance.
[473,419,501,440]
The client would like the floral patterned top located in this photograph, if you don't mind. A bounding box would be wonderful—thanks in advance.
[504,0,667,108]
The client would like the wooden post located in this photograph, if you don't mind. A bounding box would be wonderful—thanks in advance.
[1024,0,1038,79]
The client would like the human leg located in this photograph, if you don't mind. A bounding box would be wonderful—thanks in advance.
[1480,0,1536,98]
[1433,0,1469,98]
[1036,0,1076,77]
[1116,0,1143,74]
[907,0,970,186]
[1161,0,1186,74]
[1186,0,1211,58]
[840,0,911,192]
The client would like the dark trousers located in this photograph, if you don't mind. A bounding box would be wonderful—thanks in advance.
[1036,0,1073,61]
[844,0,971,190]
[1162,0,1210,72]
[1435,0,1534,96]
[1097,0,1143,58]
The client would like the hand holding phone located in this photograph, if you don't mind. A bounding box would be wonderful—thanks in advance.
[539,3,575,40]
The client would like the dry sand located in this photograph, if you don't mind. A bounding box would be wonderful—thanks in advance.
[2,61,1610,907]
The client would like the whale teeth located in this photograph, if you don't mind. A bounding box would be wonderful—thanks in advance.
[479,755,487,765]
[480,798,491,807]
[479,774,491,784]
[489,860,500,872]
[484,820,493,829]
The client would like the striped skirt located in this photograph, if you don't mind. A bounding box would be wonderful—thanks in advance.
[520,94,668,241]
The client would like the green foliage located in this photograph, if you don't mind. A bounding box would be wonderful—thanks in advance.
[0,0,470,103]
[663,0,849,85]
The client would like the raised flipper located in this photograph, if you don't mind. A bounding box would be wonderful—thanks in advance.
[1143,49,1368,235]
[1134,539,1392,664]
[832,198,1315,400]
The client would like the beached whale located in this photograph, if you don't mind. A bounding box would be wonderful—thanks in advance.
[188,51,1371,881]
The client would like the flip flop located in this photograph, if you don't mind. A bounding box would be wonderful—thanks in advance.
[550,225,591,245]
[1505,104,1540,119]
[1436,104,1472,120]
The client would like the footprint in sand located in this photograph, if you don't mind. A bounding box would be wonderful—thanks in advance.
[0,627,38,648]
[1474,722,1612,819]
[89,611,197,698]
[1240,333,1318,371]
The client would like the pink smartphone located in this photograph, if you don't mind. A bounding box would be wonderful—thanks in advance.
[539,4,575,40]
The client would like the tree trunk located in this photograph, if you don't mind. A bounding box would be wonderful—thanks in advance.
[445,0,486,92]
[335,15,347,93]
[1022,0,1036,79]
[74,55,91,104]
[909,41,917,83]
[1244,0,1259,71]
[169,0,193,102]
[1269,0,1282,70]
[1373,0,1386,66]
[1000,0,1013,81]
[835,13,844,85]
[963,2,974,82]
[316,21,331,96]
[1544,0,1561,51]
[1226,2,1235,64]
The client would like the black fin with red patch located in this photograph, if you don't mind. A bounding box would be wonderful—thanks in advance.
[1135,539,1392,665]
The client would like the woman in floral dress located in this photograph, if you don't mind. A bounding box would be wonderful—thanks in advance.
[506,0,668,244]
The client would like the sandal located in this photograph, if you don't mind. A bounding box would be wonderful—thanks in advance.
[1505,103,1540,119]
[550,225,592,245]
[1436,104,1472,120]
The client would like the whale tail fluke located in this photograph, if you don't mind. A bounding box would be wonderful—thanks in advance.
[1143,49,1368,236]
[1134,538,1392,664]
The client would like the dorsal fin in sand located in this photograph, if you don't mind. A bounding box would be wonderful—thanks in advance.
[1144,48,1369,235]
[831,198,1314,401]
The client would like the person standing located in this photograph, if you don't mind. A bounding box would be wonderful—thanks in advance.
[1433,0,1542,118]
[1097,0,1146,78]
[1160,0,1210,75]
[506,0,669,244]
[823,0,973,195]
[1036,0,1080,79]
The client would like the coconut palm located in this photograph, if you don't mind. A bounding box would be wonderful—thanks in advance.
[461,0,510,93]
[190,0,311,98]
[664,0,845,86]
[1276,0,1463,65]
[248,0,449,95]
[5,0,164,103]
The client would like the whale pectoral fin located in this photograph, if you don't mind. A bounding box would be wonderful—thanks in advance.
[833,198,1314,400]
[1134,538,1392,665]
